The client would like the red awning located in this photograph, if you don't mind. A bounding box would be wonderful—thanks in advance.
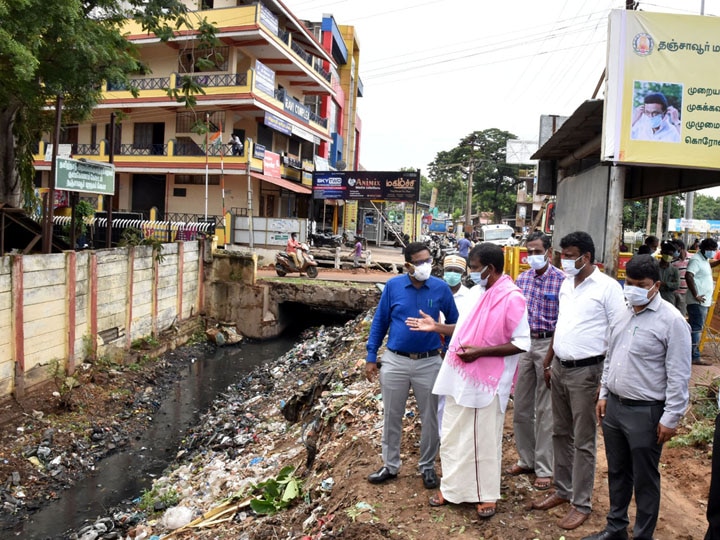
[249,172,311,195]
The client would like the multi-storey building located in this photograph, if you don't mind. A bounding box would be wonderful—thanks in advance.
[32,1,362,234]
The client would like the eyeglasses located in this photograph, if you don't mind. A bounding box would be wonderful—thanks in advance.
[411,257,433,266]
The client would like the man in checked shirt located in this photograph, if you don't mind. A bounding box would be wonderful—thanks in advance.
[506,232,564,491]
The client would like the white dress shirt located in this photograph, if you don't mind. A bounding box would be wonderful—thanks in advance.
[553,267,626,360]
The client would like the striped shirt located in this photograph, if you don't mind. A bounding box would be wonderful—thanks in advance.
[515,263,565,333]
[672,255,689,295]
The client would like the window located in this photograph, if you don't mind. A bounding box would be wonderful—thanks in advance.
[175,174,219,185]
[173,188,187,197]
[257,123,273,150]
[178,46,230,73]
[176,111,225,134]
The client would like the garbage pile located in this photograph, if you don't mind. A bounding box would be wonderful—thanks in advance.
[65,311,385,539]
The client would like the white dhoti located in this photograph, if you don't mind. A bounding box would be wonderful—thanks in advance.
[439,394,504,504]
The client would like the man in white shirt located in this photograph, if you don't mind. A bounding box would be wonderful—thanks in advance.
[533,231,626,531]
[410,243,530,520]
[630,91,681,143]
[685,237,719,365]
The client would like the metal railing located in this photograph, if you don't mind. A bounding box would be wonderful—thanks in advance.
[309,110,327,128]
[188,73,247,88]
[75,143,100,155]
[118,143,168,156]
[52,216,215,245]
[107,77,170,91]
[291,41,312,65]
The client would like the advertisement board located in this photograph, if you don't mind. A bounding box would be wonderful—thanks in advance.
[603,10,720,169]
[312,171,420,201]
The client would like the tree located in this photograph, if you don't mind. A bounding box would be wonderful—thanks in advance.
[427,129,519,223]
[0,0,214,208]
[693,194,720,220]
[622,195,684,234]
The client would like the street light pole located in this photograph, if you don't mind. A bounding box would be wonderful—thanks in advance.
[465,159,474,234]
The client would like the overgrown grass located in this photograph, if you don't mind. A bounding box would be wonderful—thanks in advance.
[668,376,719,449]
[137,486,180,512]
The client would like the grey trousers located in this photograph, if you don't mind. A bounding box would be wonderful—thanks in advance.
[513,337,554,477]
[603,393,664,540]
[379,349,442,474]
[550,359,603,513]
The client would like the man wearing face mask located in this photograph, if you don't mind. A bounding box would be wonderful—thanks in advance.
[442,255,473,314]
[685,237,720,365]
[409,243,530,519]
[365,242,459,490]
[582,255,690,540]
[630,91,681,143]
[657,241,680,304]
[533,231,626,531]
[507,232,564,491]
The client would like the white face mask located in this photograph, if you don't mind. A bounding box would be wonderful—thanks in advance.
[469,266,489,287]
[411,262,432,281]
[561,255,586,277]
[527,254,548,271]
[624,284,655,306]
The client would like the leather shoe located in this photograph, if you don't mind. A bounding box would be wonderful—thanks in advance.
[558,507,590,530]
[368,466,397,484]
[581,530,629,540]
[422,468,439,489]
[532,491,570,510]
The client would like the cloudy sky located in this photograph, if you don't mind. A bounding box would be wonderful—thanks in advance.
[287,0,719,175]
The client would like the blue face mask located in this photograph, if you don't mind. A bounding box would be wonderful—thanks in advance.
[649,114,663,129]
[705,250,716,259]
[443,271,462,287]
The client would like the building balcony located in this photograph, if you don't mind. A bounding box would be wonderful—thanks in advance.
[120,3,333,90]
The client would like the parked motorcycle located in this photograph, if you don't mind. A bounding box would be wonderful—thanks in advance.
[275,244,319,278]
[309,229,342,248]
[425,233,458,277]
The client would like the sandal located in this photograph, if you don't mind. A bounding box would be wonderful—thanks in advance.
[533,477,552,491]
[504,464,534,476]
[476,502,496,519]
[429,491,447,507]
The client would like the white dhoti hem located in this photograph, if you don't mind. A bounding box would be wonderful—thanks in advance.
[439,394,504,504]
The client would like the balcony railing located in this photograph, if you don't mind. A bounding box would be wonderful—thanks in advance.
[313,60,332,83]
[75,143,100,155]
[188,73,247,88]
[309,110,327,128]
[290,41,313,66]
[277,29,290,45]
[107,77,170,91]
[119,143,168,156]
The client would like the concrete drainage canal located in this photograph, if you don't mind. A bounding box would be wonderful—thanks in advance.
[12,308,359,540]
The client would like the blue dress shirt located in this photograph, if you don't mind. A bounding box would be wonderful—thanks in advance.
[366,274,459,363]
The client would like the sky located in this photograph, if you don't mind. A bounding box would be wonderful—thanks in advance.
[286,0,720,179]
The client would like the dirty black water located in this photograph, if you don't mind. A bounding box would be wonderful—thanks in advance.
[17,313,352,539]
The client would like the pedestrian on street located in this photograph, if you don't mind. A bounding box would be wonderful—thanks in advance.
[411,243,530,519]
[507,232,564,491]
[671,239,689,316]
[685,237,719,365]
[658,241,680,304]
[351,239,364,272]
[365,242,459,490]
[582,254,691,540]
[457,232,472,261]
[533,231,626,531]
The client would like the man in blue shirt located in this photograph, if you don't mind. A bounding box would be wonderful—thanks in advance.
[365,242,459,489]
[457,232,472,260]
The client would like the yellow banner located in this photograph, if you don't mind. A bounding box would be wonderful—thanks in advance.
[344,200,358,232]
[603,10,720,169]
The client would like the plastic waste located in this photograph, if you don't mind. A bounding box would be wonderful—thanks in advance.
[161,505,194,529]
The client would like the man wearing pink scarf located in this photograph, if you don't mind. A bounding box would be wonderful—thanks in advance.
[410,243,530,519]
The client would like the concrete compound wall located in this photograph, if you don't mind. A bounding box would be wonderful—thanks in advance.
[0,241,204,398]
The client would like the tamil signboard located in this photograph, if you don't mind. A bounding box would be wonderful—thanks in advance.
[312,171,421,201]
[603,10,720,169]
[55,157,115,195]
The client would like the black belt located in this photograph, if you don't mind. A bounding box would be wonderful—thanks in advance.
[610,392,664,407]
[531,331,554,339]
[558,355,604,368]
[388,348,442,360]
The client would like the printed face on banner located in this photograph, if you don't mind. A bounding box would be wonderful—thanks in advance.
[603,10,720,169]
